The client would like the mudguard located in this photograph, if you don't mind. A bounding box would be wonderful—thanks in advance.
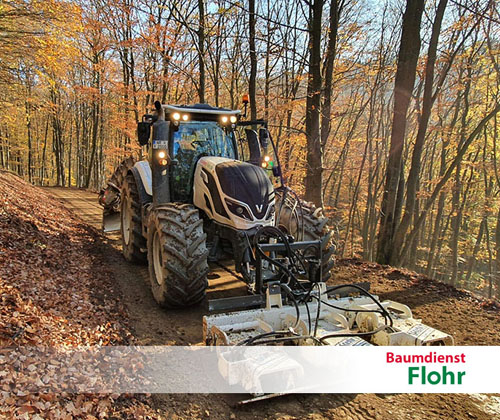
[130,161,153,204]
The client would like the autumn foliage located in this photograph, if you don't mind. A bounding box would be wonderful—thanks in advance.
[1,0,500,297]
[0,170,163,418]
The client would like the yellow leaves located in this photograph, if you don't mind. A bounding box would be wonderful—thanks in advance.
[449,13,475,32]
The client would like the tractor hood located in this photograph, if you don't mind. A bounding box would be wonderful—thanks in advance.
[193,157,275,230]
[216,161,273,219]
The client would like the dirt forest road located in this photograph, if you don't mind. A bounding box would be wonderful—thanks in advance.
[46,187,247,347]
[45,187,500,420]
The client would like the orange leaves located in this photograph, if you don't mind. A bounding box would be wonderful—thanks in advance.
[0,170,131,344]
[1,392,159,420]
[0,170,166,418]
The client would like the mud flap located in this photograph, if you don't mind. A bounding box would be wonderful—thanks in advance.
[103,211,120,233]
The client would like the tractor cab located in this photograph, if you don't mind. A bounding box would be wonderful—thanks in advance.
[160,104,240,202]
[136,102,279,231]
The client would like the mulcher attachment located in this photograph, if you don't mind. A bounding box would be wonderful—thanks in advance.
[204,282,453,398]
[203,282,453,347]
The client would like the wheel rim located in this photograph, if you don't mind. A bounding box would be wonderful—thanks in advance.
[121,194,131,246]
[152,229,164,286]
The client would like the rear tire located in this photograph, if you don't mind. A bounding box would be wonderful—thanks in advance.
[121,173,147,264]
[275,191,336,282]
[99,155,136,212]
[147,204,209,308]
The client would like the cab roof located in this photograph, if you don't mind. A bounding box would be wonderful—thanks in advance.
[163,104,241,116]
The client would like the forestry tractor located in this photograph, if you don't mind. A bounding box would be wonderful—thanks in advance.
[99,101,453,372]
[100,100,335,309]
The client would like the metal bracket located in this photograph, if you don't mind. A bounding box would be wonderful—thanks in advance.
[208,294,265,312]
[266,282,282,309]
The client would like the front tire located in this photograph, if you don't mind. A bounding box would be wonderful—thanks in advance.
[147,204,209,308]
[275,190,336,282]
[120,173,147,263]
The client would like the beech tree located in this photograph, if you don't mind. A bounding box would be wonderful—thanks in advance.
[376,0,425,265]
[304,0,345,207]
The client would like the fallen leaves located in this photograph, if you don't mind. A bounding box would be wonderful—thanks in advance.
[0,172,161,419]
[0,172,131,348]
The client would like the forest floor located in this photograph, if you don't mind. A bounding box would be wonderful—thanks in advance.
[1,170,500,419]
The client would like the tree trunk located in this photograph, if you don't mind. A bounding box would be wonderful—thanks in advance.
[248,0,257,120]
[25,99,33,184]
[495,208,500,296]
[197,0,205,103]
[449,164,462,286]
[376,0,424,264]
[40,118,48,186]
[485,219,494,298]
[465,218,486,284]
[304,0,325,207]
[86,99,99,188]
[68,135,72,187]
[392,0,447,264]
[320,0,341,149]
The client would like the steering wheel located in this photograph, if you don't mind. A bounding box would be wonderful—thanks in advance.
[191,140,208,148]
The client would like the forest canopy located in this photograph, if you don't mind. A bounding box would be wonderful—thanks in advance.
[1,0,499,297]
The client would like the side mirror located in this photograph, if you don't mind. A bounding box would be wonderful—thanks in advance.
[137,122,151,146]
[259,128,269,150]
[272,166,281,178]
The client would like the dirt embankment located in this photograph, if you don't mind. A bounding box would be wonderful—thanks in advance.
[2,171,500,419]
[333,259,500,346]
[0,171,155,418]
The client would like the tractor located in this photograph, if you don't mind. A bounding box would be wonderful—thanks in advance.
[100,101,335,309]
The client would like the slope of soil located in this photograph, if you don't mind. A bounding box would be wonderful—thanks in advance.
[333,259,500,345]
[0,171,157,419]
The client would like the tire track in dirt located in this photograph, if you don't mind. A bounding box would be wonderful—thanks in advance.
[45,187,247,346]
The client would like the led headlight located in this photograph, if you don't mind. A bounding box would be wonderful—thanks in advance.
[225,198,253,221]
[261,155,273,169]
[157,151,168,165]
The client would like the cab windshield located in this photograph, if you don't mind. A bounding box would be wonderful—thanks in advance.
[170,120,237,201]
[172,121,237,159]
